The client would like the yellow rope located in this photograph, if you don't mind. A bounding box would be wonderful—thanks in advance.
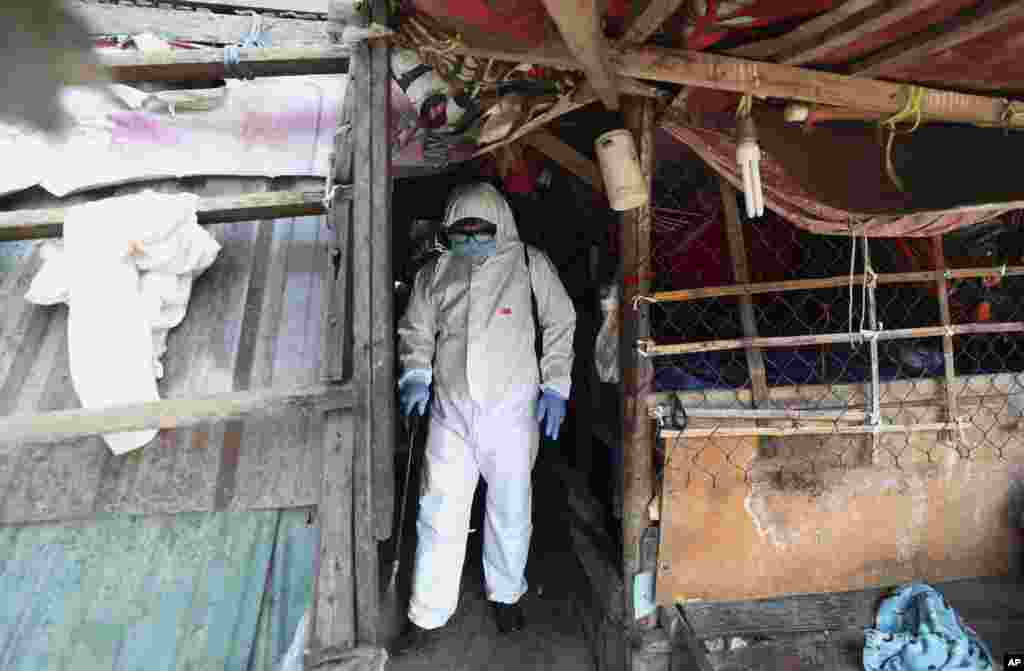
[735,93,753,119]
[879,86,925,193]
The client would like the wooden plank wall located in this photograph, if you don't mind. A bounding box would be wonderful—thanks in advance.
[652,374,1024,607]
[0,177,338,523]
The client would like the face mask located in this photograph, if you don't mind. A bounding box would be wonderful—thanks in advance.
[450,238,497,258]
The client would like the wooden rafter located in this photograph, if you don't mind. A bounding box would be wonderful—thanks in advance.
[523,130,604,190]
[0,187,349,242]
[475,86,600,157]
[726,0,882,60]
[623,0,687,44]
[453,41,1024,129]
[774,0,947,65]
[76,2,330,46]
[540,0,620,110]
[0,382,353,445]
[851,0,1024,77]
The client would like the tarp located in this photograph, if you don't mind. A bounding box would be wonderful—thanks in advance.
[0,74,476,199]
[661,117,1024,238]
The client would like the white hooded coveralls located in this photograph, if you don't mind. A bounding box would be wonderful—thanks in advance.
[398,183,576,629]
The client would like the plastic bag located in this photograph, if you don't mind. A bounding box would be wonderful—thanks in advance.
[594,283,620,384]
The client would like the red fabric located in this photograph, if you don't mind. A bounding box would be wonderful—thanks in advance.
[411,0,548,45]
[685,0,839,50]
[661,117,1024,238]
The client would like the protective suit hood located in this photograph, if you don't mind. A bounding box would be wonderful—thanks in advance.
[442,182,519,246]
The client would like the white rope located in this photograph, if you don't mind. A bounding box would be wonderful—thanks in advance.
[632,295,657,310]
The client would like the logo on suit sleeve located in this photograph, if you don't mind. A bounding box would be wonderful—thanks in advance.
[498,307,513,316]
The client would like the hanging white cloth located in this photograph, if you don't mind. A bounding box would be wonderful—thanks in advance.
[24,190,220,454]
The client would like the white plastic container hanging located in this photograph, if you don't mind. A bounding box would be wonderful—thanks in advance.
[735,96,764,219]
[595,129,650,211]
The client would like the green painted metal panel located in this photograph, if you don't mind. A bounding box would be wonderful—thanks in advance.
[0,509,319,671]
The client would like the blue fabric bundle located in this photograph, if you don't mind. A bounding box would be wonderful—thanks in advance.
[863,583,994,671]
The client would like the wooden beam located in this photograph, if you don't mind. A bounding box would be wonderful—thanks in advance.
[682,577,1022,638]
[726,0,882,60]
[719,179,769,405]
[453,42,1024,129]
[76,2,330,46]
[0,383,353,445]
[126,0,327,16]
[850,0,1024,77]
[620,97,655,626]
[623,0,686,44]
[310,5,359,657]
[96,44,349,83]
[522,130,604,190]
[349,4,380,644]
[774,0,948,66]
[0,187,349,242]
[368,0,396,544]
[540,0,620,110]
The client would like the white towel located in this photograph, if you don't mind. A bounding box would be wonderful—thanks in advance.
[24,190,220,454]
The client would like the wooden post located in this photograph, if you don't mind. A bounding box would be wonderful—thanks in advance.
[309,1,359,659]
[718,179,769,405]
[931,236,959,445]
[350,16,380,645]
[620,97,656,629]
[368,0,396,544]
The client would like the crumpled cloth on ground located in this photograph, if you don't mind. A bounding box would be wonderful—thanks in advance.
[278,610,388,671]
[864,583,994,671]
[24,190,219,454]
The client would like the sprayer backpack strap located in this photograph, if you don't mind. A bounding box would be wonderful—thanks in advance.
[523,244,542,358]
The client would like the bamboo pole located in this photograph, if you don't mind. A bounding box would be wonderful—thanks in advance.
[639,321,1024,357]
[862,236,882,459]
[97,44,350,83]
[0,187,349,242]
[719,179,770,404]
[452,41,1024,129]
[0,383,353,445]
[932,236,960,444]
[660,421,954,439]
[666,407,868,421]
[644,265,1024,304]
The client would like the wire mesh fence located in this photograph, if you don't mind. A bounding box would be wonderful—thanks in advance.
[641,162,1024,491]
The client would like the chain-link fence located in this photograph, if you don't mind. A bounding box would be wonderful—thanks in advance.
[640,161,1024,492]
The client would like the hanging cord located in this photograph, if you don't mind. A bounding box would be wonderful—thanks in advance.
[879,85,924,193]
[735,93,754,119]
[224,11,269,80]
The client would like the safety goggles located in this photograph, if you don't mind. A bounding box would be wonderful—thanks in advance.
[448,231,495,244]
[447,217,496,245]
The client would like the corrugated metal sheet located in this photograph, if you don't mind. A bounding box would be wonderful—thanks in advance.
[0,507,317,671]
[0,177,331,524]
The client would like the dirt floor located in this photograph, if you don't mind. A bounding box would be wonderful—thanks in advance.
[379,441,596,671]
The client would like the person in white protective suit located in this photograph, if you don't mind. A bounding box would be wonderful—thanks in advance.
[392,182,576,656]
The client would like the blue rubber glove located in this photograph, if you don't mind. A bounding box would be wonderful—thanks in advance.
[536,389,567,441]
[399,377,430,418]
